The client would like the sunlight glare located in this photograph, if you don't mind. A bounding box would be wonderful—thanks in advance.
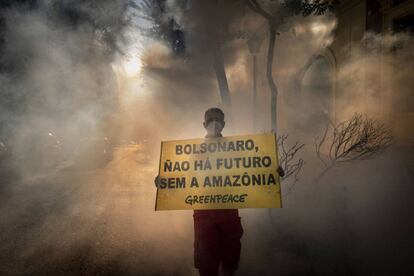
[123,57,142,77]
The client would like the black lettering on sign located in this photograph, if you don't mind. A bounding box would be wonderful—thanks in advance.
[194,159,212,171]
[215,156,272,170]
[191,177,199,188]
[184,144,192,154]
[164,160,172,172]
[241,172,251,186]
[233,175,241,186]
[204,176,211,187]
[212,176,223,187]
[245,139,254,150]
[253,156,261,168]
[159,178,167,189]
[184,193,249,205]
[200,143,207,153]
[202,174,278,188]
[217,142,226,152]
[222,194,229,203]
[173,162,181,171]
[252,174,262,185]
[224,176,232,187]
[236,140,244,151]
[216,158,223,169]
[193,195,199,204]
[262,156,271,167]
[268,173,276,185]
[208,143,217,152]
[164,160,190,172]
[204,158,212,170]
[175,140,257,155]
[239,194,248,202]
[194,160,202,171]
[158,177,186,189]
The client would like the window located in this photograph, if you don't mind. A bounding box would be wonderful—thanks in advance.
[301,55,333,131]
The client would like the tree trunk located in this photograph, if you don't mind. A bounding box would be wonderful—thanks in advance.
[253,54,257,132]
[212,38,231,108]
[267,24,278,133]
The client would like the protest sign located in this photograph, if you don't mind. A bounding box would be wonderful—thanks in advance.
[155,133,282,210]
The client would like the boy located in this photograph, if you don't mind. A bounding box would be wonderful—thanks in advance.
[155,107,284,276]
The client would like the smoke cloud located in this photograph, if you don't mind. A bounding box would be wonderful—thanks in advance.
[0,1,413,275]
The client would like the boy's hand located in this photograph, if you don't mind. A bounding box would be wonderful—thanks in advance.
[277,166,285,178]
[154,175,161,188]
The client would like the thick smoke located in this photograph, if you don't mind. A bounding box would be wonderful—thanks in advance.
[0,0,413,275]
[0,1,194,275]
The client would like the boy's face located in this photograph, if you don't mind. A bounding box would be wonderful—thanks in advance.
[204,119,225,137]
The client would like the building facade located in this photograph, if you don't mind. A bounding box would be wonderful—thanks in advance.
[302,0,414,144]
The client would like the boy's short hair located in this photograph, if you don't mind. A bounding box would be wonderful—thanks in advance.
[204,108,224,124]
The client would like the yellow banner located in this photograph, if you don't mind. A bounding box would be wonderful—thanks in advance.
[155,133,282,210]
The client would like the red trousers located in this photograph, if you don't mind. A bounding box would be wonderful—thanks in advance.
[193,209,243,276]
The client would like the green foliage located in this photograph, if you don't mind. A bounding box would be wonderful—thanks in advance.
[301,0,337,16]
[282,0,337,17]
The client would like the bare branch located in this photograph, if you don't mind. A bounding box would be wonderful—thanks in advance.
[246,0,274,22]
[277,135,305,196]
[314,113,393,181]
